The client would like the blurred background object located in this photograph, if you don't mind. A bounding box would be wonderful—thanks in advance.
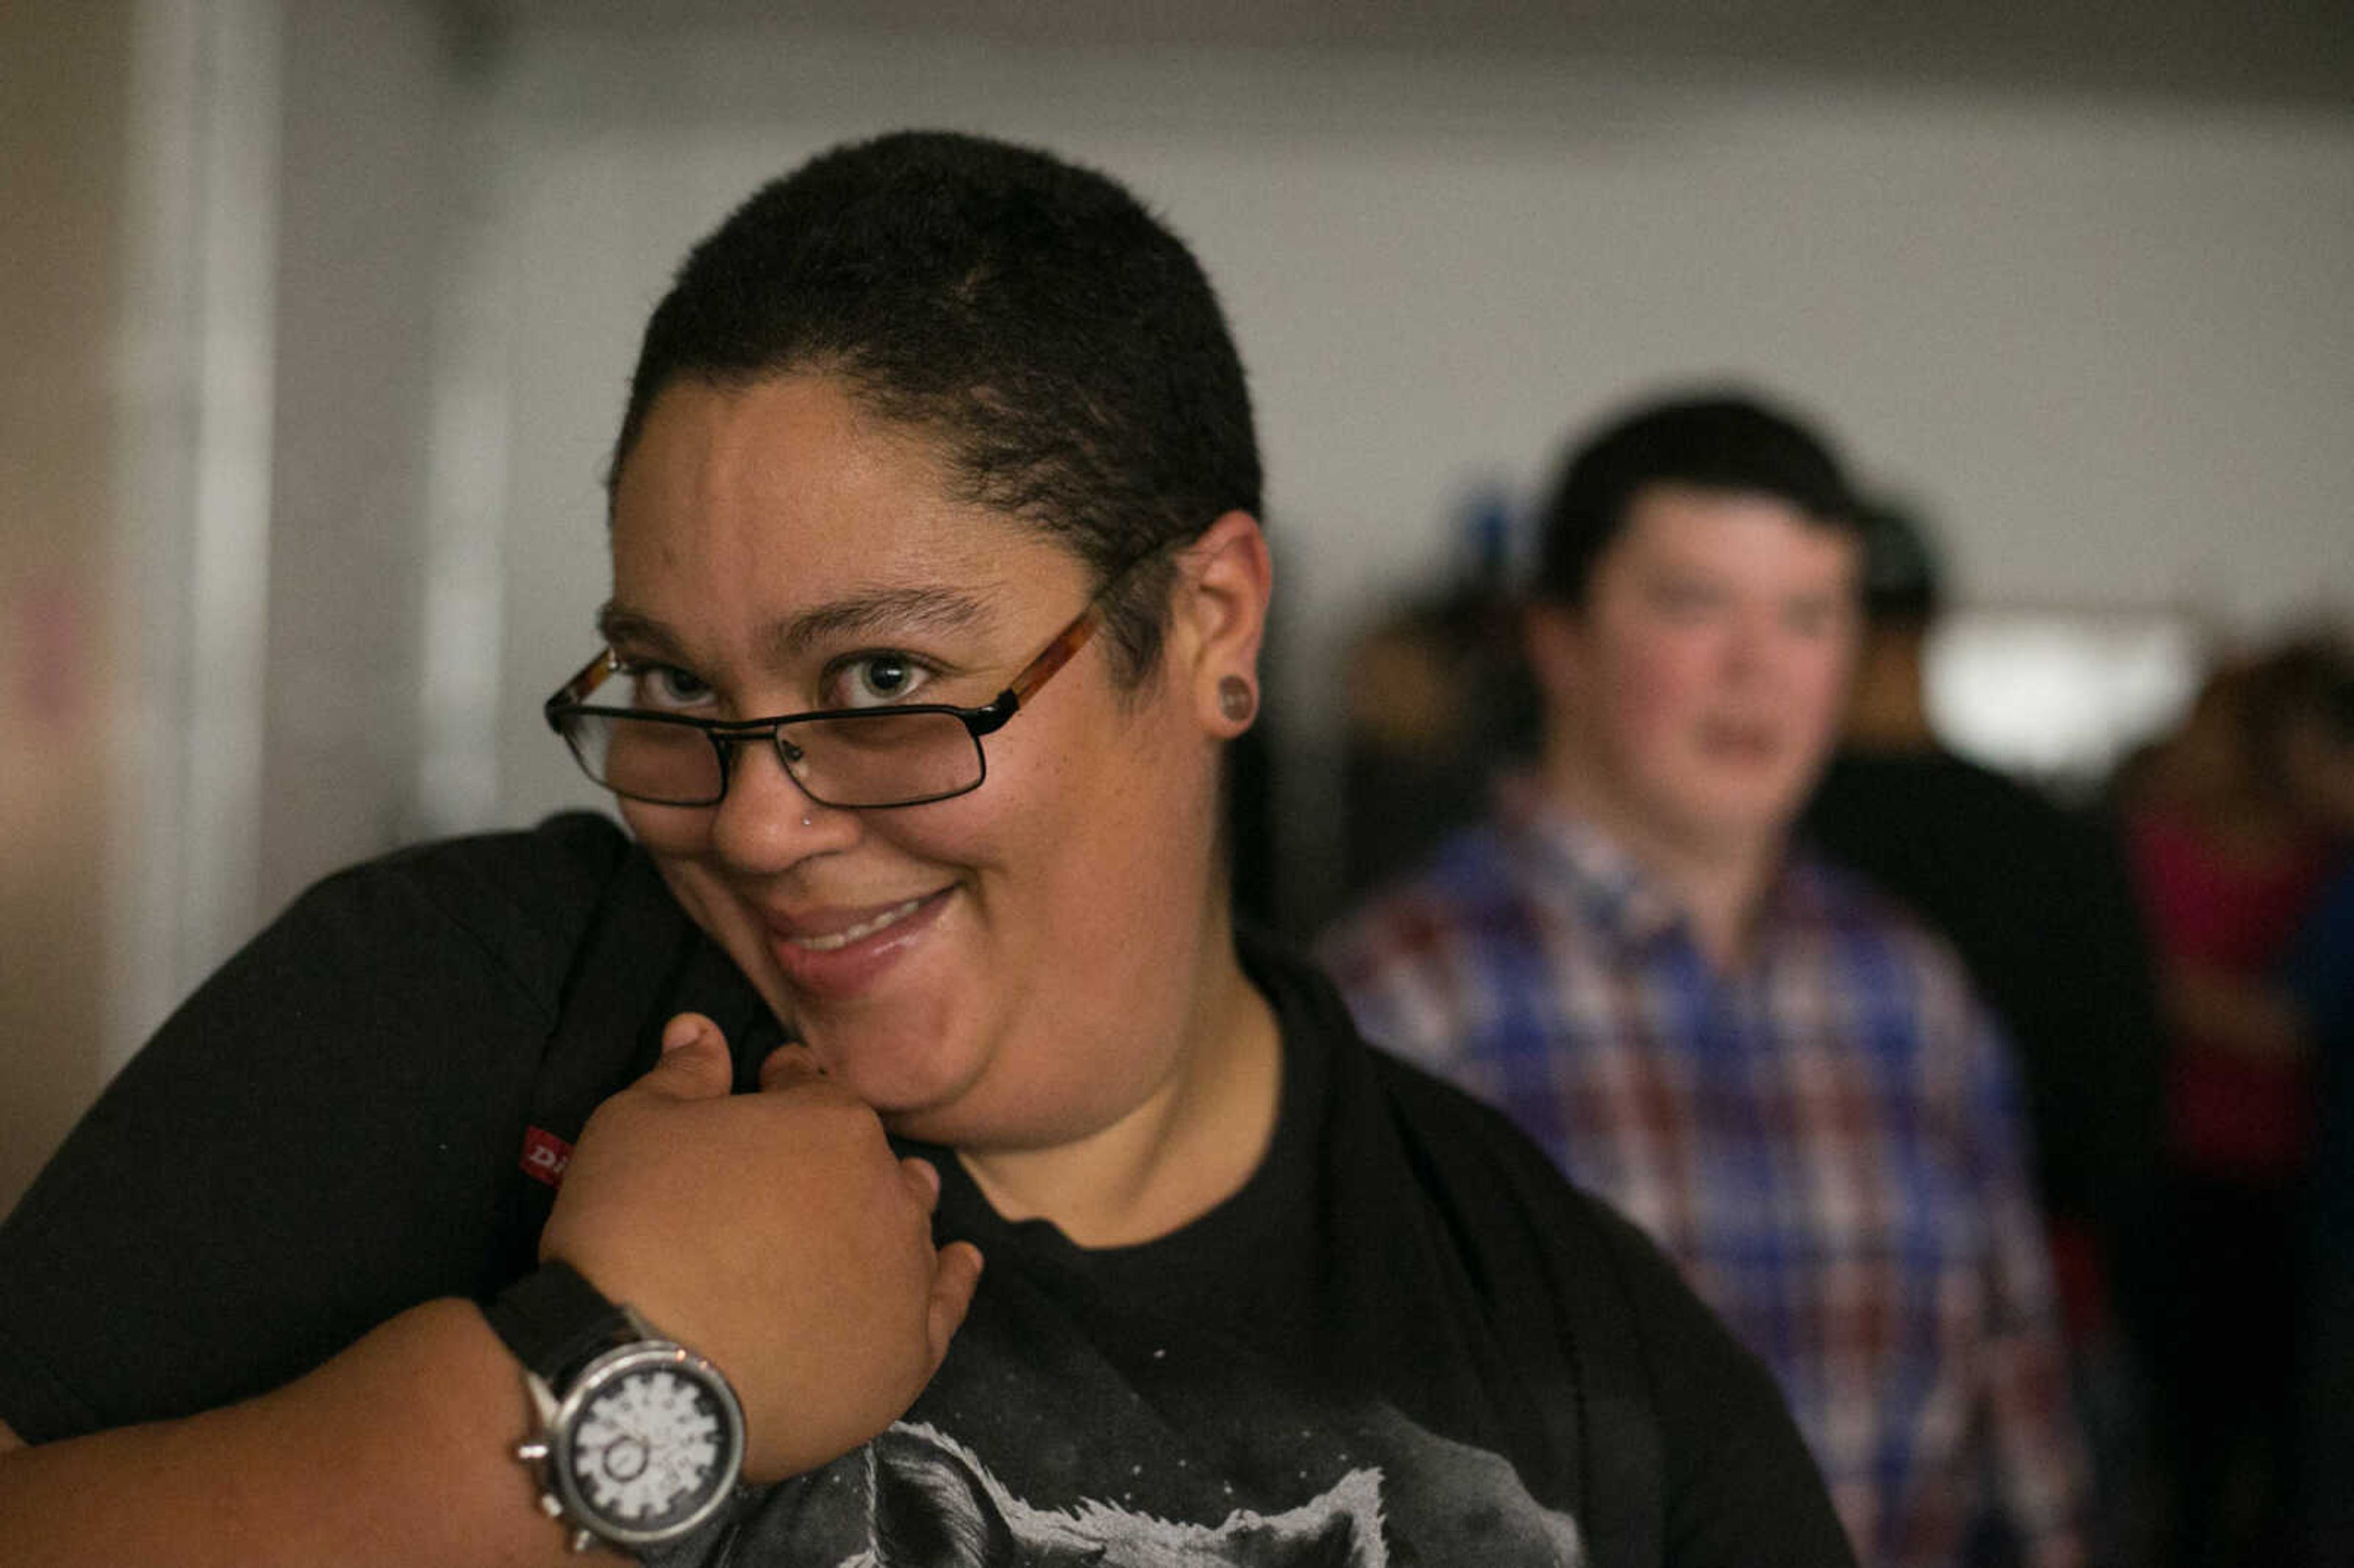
[1332,483,1539,916]
[2,1,133,1235]
[2113,630,2354,1568]
[6,0,2352,1226]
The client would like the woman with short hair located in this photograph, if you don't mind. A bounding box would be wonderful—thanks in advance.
[0,131,1849,1568]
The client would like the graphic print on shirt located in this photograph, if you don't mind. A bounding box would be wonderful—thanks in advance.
[668,1380,1589,1567]
[826,1421,1388,1566]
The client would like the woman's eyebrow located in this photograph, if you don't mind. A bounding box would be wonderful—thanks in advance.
[766,586,994,660]
[595,587,993,665]
[595,603,684,656]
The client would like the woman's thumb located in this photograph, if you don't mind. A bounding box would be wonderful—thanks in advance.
[636,1011,732,1100]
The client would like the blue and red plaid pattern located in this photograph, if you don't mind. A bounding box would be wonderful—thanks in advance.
[1319,787,2087,1568]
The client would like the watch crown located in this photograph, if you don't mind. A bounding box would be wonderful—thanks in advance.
[539,1494,567,1519]
[516,1440,550,1463]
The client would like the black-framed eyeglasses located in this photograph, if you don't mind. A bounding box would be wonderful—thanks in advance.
[543,577,1118,810]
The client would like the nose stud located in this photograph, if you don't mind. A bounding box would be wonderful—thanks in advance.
[802,814,813,828]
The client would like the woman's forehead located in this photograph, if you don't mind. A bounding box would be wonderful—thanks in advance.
[614,377,953,532]
[607,375,1075,609]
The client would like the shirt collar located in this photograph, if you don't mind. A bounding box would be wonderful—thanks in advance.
[1494,773,1830,956]
[1493,774,1688,947]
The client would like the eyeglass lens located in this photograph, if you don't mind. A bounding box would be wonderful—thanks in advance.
[558,708,986,808]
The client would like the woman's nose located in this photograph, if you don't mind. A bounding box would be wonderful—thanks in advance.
[706,737,840,868]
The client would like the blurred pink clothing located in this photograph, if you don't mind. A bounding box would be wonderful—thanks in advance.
[2128,807,2331,1179]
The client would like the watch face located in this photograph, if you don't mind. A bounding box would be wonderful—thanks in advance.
[552,1343,745,1547]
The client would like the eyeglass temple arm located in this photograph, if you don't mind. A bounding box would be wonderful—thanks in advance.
[544,649,619,724]
[1005,611,1100,708]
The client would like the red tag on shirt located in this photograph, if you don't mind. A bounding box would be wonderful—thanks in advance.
[519,1127,574,1187]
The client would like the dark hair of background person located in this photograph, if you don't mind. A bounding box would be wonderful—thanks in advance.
[1855,497,1943,629]
[1531,390,1863,607]
[2238,632,2354,807]
[610,128,1264,692]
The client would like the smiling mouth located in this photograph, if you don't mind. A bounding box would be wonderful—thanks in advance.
[782,895,933,952]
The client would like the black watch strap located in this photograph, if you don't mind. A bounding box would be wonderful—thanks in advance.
[482,1260,638,1388]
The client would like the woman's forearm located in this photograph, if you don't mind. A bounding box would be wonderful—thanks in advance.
[0,1298,593,1568]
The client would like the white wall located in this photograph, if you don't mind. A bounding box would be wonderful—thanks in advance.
[256,0,454,917]
[444,26,2354,904]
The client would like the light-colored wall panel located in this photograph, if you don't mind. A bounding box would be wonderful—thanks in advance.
[257,0,455,918]
[0,0,131,1211]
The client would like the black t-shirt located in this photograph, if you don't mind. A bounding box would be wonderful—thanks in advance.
[1802,749,2165,1258]
[0,815,1849,1567]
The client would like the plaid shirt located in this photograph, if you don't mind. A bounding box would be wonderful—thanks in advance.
[1319,786,2087,1568]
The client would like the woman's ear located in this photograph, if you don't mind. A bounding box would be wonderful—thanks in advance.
[1172,511,1274,737]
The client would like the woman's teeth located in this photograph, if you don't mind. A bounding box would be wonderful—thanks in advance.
[790,896,928,952]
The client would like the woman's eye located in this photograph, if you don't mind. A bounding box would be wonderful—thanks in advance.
[829,653,931,709]
[622,663,712,711]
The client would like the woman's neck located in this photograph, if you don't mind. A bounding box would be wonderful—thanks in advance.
[955,937,1282,1249]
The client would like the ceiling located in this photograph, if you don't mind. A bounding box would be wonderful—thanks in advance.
[467,0,2353,109]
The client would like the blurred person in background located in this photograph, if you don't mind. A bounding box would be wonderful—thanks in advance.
[2119,631,2354,1568]
[0,132,1854,1568]
[1331,488,1543,919]
[2275,664,2354,1564]
[1322,391,2088,1568]
[1800,503,2166,1561]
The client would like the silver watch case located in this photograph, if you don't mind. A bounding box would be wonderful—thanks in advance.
[515,1326,747,1555]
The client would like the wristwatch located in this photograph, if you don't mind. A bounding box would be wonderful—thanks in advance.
[482,1260,746,1555]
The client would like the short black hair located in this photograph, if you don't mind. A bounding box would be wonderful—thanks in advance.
[1531,390,1861,605]
[1856,498,1944,627]
[612,130,1262,687]
[2244,633,2354,796]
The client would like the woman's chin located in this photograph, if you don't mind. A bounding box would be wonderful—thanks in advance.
[798,1009,983,1123]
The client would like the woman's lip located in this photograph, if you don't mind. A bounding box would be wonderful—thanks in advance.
[770,893,935,950]
[764,886,954,1000]
[772,885,956,932]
